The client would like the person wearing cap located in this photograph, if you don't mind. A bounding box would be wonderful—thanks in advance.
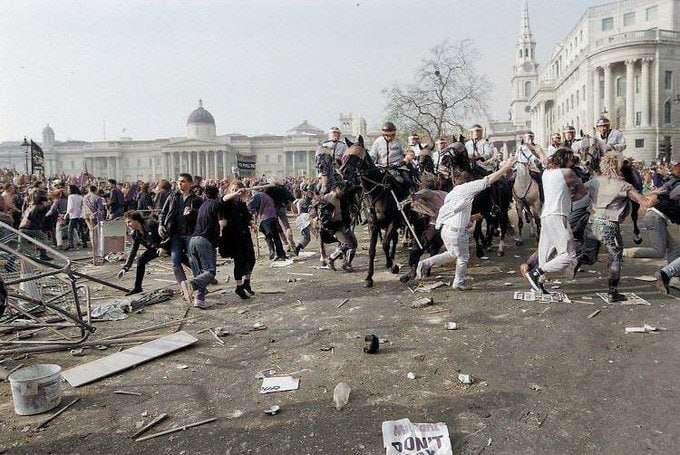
[561,125,587,158]
[319,127,347,167]
[369,122,404,168]
[594,117,626,155]
[514,131,545,200]
[547,133,562,160]
[465,125,494,171]
[409,133,435,174]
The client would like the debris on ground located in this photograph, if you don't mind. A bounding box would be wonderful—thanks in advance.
[416,281,446,293]
[134,417,217,442]
[625,324,664,334]
[114,390,142,396]
[411,297,433,309]
[513,291,571,303]
[458,373,473,385]
[382,418,453,455]
[587,310,601,319]
[264,405,281,416]
[36,398,80,430]
[270,259,294,268]
[596,292,651,306]
[131,413,168,439]
[255,369,277,379]
[529,384,543,391]
[363,334,379,354]
[260,376,300,394]
[407,372,416,380]
[333,382,351,410]
[446,322,458,330]
[336,298,349,308]
[91,289,175,320]
[62,331,198,387]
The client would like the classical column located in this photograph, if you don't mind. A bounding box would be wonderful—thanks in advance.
[213,150,219,179]
[164,153,170,179]
[222,150,229,178]
[183,152,189,173]
[106,157,111,179]
[625,59,636,129]
[593,67,601,122]
[151,155,157,180]
[641,57,652,127]
[603,63,612,116]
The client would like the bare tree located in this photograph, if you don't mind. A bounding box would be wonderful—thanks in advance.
[384,39,491,144]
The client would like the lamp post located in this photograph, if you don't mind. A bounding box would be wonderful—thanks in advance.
[21,137,30,175]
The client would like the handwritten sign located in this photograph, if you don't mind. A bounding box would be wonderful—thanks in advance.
[382,418,452,455]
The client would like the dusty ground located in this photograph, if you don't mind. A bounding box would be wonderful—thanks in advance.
[0,220,678,454]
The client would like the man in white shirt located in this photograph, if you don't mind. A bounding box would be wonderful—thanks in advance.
[416,157,516,289]
[524,148,581,293]
[369,122,404,168]
[465,125,494,171]
[546,133,562,160]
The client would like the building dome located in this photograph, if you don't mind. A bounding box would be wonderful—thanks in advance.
[42,124,54,136]
[186,99,215,125]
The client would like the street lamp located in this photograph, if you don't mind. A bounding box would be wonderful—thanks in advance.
[21,137,30,175]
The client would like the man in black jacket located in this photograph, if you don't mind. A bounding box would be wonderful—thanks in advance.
[118,211,162,295]
[158,173,203,303]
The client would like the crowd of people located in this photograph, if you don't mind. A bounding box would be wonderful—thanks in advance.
[0,115,679,307]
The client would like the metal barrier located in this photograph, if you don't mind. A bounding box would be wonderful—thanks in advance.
[0,221,95,351]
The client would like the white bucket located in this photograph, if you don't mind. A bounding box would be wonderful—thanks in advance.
[8,364,62,415]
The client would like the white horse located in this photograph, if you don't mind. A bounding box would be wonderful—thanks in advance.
[512,161,542,244]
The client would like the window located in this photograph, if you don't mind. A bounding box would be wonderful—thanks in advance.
[665,71,673,90]
[635,75,640,93]
[602,17,614,31]
[524,81,532,98]
[635,139,645,148]
[616,77,625,97]
[635,112,642,126]
[646,6,658,21]
[624,12,635,26]
[664,101,672,124]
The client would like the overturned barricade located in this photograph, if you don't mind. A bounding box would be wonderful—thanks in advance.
[0,222,96,353]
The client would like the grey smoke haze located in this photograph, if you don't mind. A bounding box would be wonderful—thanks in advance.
[0,0,595,142]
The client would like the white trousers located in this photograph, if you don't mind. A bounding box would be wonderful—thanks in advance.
[538,214,577,273]
[421,224,469,287]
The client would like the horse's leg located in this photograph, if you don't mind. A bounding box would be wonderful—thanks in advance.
[365,225,378,288]
[514,199,524,245]
[497,211,508,257]
[382,223,394,270]
[631,201,642,244]
[389,223,400,274]
[474,220,485,258]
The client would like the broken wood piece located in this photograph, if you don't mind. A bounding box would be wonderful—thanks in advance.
[135,417,217,442]
[114,390,142,396]
[131,413,168,439]
[209,330,225,346]
[62,332,198,387]
[336,298,349,308]
[587,310,601,319]
[36,398,80,429]
[411,297,433,309]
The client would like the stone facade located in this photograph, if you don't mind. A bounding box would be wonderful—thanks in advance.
[0,102,367,180]
[528,0,680,162]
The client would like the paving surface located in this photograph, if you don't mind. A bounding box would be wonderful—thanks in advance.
[0,221,678,454]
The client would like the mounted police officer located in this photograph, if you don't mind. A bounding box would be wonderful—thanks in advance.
[465,124,494,172]
[316,127,345,194]
[319,126,348,167]
[594,117,626,155]
[369,122,404,168]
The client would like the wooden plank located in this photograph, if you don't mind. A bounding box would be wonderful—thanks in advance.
[62,331,198,387]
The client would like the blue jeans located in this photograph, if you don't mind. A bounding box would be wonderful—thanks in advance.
[170,235,192,283]
[188,236,216,300]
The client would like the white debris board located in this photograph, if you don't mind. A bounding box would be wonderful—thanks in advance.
[62,331,198,387]
[382,418,453,455]
[260,376,299,394]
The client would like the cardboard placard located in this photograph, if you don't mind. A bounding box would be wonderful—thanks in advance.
[382,418,452,455]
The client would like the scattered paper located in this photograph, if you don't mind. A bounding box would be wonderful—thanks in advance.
[458,373,473,385]
[260,376,299,394]
[271,259,294,268]
[596,292,651,306]
[416,281,446,293]
[382,418,453,455]
[625,324,663,334]
[514,290,571,303]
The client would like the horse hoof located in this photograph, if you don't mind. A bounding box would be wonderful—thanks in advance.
[633,236,643,245]
[399,272,413,283]
[365,279,374,288]
[391,264,400,274]
[514,240,522,246]
[497,251,505,257]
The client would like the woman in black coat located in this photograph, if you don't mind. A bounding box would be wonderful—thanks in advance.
[220,181,256,300]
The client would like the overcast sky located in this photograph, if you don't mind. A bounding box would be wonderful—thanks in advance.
[0,0,598,143]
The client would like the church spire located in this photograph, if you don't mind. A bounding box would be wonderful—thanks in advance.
[515,0,536,67]
[520,0,532,40]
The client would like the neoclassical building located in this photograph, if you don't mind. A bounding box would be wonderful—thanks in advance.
[527,0,680,162]
[0,101,368,180]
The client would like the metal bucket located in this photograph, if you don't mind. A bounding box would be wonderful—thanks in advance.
[8,364,62,415]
